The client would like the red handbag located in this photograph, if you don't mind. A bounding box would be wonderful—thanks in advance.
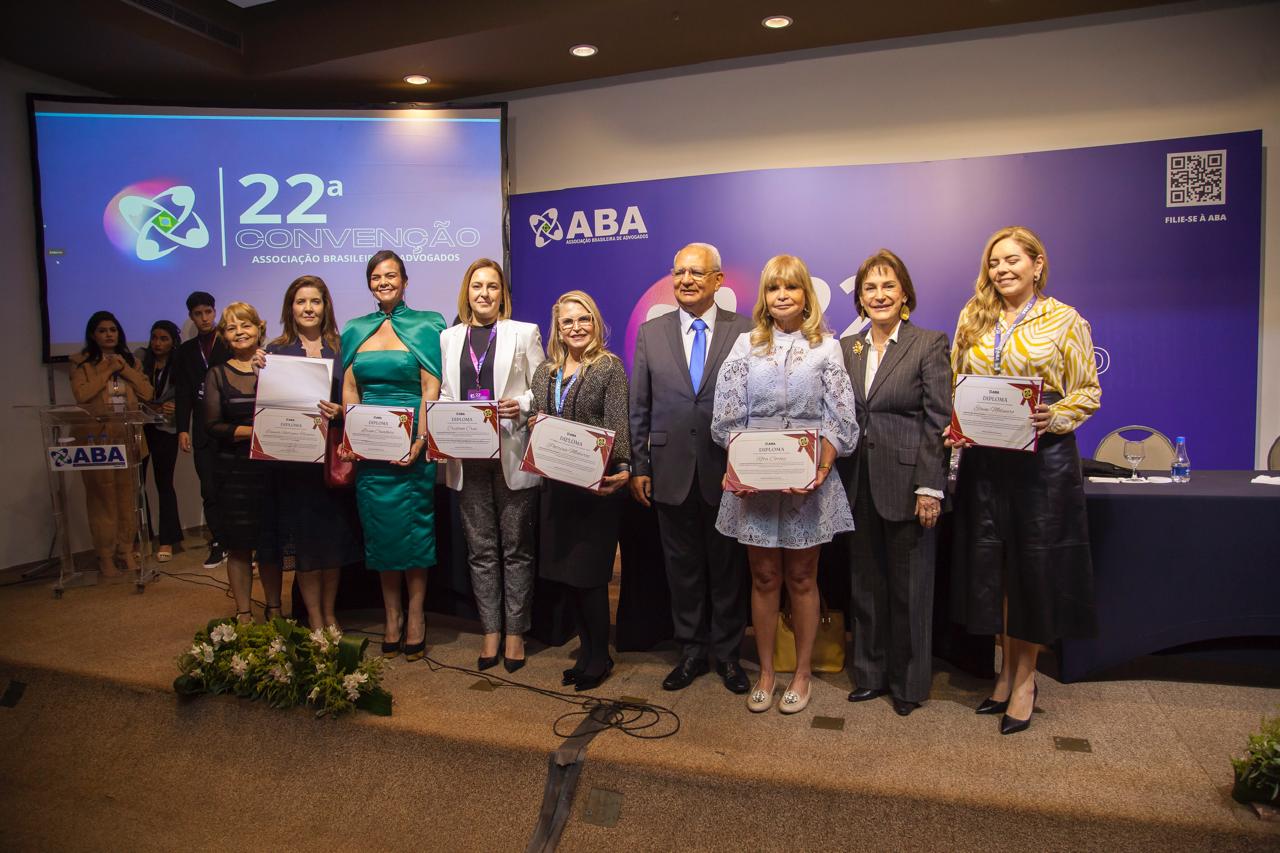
[324,422,355,488]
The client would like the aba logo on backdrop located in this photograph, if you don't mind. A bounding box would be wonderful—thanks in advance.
[48,445,128,471]
[103,180,210,261]
[529,205,648,247]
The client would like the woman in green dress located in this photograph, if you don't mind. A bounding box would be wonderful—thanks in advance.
[340,250,445,661]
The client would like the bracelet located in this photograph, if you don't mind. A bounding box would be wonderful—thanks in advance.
[817,463,832,470]
[415,434,428,442]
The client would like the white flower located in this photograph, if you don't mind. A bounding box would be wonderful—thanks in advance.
[308,686,320,702]
[315,661,326,673]
[196,643,214,663]
[269,664,292,684]
[268,636,286,656]
[210,624,236,647]
[230,654,249,677]
[342,671,368,702]
[190,668,203,679]
[325,625,342,643]
[308,628,331,654]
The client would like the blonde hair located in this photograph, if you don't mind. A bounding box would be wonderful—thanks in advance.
[218,301,267,347]
[546,290,611,369]
[749,254,827,353]
[954,226,1049,357]
[457,258,513,325]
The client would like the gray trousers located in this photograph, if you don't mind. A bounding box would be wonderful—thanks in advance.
[848,462,936,703]
[459,460,538,634]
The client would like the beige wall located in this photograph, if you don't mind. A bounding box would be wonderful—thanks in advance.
[506,2,1280,466]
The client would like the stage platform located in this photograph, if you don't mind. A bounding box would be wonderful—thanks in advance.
[1,541,1279,852]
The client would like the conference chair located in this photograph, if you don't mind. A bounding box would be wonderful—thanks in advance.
[1093,425,1176,472]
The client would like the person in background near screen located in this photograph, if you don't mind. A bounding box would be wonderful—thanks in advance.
[202,303,270,623]
[174,291,230,570]
[711,255,858,715]
[252,276,363,631]
[137,320,183,563]
[340,251,445,662]
[629,243,753,695]
[839,250,951,717]
[947,226,1100,735]
[440,259,546,672]
[530,291,631,692]
[70,311,154,579]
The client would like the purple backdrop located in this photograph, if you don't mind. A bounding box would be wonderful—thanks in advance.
[510,131,1262,470]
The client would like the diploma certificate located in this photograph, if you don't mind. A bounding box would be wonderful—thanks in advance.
[519,413,615,490]
[725,429,820,492]
[250,407,327,463]
[341,404,414,462]
[948,374,1044,452]
[425,401,500,461]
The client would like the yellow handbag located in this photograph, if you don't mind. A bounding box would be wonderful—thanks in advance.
[773,601,846,673]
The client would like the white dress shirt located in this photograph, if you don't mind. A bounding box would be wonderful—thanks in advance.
[864,321,944,502]
[679,304,717,367]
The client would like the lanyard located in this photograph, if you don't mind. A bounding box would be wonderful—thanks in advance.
[468,325,497,386]
[553,367,579,415]
[992,296,1037,375]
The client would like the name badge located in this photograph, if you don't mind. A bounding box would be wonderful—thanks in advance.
[466,388,493,401]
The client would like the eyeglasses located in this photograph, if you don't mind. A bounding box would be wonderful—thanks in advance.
[558,317,594,331]
[671,267,720,280]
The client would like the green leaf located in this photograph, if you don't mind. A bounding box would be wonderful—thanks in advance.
[336,635,368,674]
[356,687,392,717]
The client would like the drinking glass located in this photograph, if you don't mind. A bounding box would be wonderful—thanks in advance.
[1122,440,1146,482]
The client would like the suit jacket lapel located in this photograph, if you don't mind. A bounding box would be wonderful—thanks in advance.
[663,310,694,395]
[867,322,915,401]
[696,308,736,398]
[492,319,514,400]
[848,336,868,402]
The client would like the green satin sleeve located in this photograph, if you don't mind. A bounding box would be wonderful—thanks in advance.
[339,305,445,379]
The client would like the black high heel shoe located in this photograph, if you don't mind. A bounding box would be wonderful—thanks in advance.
[561,667,584,687]
[381,615,405,659]
[975,696,1010,715]
[573,658,615,693]
[477,654,500,671]
[503,656,526,674]
[1000,684,1038,735]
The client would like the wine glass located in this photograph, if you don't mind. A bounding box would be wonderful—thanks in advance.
[1122,440,1146,482]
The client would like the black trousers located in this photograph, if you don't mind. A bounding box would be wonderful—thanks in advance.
[654,478,748,663]
[567,584,611,677]
[192,437,221,544]
[142,426,182,546]
[848,461,936,703]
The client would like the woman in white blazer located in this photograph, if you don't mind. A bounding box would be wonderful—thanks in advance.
[440,259,547,672]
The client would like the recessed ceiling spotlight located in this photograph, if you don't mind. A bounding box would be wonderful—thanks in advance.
[762,15,793,29]
[403,74,430,85]
[570,44,598,58]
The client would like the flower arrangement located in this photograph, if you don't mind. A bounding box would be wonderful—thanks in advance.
[174,617,391,717]
[1231,714,1280,804]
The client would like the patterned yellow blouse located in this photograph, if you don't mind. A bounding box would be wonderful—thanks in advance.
[952,296,1101,434]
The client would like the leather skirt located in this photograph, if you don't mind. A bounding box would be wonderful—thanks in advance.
[949,414,1098,644]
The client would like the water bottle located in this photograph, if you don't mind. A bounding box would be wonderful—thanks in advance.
[1171,436,1191,483]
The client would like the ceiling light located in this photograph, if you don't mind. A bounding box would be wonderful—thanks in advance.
[762,15,793,29]
[403,74,430,85]
[569,44,598,58]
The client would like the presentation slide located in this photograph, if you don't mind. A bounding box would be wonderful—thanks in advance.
[30,99,506,358]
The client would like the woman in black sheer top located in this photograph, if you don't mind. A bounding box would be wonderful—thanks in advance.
[202,302,269,623]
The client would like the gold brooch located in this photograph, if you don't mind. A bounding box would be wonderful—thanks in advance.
[852,341,864,355]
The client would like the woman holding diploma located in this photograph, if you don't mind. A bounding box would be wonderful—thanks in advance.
[839,250,951,717]
[255,275,362,630]
[340,250,445,661]
[948,226,1100,735]
[202,303,270,622]
[712,256,858,714]
[70,311,154,579]
[529,291,630,691]
[440,259,546,672]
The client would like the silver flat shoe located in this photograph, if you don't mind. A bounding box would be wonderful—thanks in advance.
[747,680,775,713]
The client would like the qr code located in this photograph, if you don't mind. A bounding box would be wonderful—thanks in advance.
[1166,150,1226,207]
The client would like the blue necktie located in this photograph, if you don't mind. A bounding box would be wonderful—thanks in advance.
[689,318,708,391]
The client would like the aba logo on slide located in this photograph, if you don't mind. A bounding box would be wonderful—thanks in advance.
[529,208,564,247]
[104,180,210,261]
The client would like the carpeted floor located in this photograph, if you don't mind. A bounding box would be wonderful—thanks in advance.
[1,538,1278,851]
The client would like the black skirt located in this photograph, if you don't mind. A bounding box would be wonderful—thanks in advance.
[950,430,1098,644]
[257,463,364,571]
[538,480,620,589]
[213,450,267,552]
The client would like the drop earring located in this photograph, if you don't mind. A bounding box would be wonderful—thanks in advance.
[900,304,911,321]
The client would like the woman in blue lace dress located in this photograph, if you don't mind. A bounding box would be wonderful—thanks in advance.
[712,254,858,715]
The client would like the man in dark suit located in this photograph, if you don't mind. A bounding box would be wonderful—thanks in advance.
[838,251,951,716]
[174,290,229,569]
[630,243,753,693]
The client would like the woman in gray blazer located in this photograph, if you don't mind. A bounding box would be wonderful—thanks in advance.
[840,249,952,716]
[440,259,547,673]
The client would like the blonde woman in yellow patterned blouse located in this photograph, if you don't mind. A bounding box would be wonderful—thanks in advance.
[947,225,1100,736]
